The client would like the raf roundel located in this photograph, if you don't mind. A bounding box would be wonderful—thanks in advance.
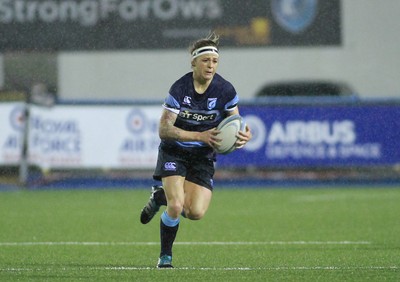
[215,115,246,155]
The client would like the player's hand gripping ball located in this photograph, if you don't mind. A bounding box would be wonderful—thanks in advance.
[215,115,246,154]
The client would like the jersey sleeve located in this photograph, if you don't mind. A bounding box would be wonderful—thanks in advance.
[225,94,239,111]
[162,93,180,115]
[162,76,186,114]
[224,82,239,112]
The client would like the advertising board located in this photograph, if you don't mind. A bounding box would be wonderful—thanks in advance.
[0,0,341,50]
[2,101,399,170]
[218,104,400,167]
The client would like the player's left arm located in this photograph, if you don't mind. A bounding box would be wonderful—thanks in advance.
[227,107,252,149]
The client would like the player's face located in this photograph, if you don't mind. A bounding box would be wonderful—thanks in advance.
[192,54,219,82]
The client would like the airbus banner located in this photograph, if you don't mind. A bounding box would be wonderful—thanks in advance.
[218,104,400,168]
[0,0,341,51]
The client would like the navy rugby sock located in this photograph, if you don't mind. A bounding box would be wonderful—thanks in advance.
[160,211,180,257]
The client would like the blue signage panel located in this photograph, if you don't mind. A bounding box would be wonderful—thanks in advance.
[217,104,400,168]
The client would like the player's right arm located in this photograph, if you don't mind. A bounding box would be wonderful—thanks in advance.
[158,109,220,148]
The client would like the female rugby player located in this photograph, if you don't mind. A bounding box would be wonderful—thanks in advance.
[139,32,252,268]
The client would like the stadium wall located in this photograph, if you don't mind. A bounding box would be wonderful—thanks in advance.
[56,1,400,100]
[1,98,400,188]
[1,1,399,100]
[2,99,400,170]
[0,98,400,187]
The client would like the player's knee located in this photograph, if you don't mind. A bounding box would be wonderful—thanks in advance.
[167,200,184,218]
[186,208,206,220]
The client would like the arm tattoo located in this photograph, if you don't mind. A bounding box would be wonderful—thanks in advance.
[159,110,181,140]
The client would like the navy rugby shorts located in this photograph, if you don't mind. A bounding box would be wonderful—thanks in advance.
[153,147,215,191]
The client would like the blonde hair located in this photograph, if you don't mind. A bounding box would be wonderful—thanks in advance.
[189,31,220,55]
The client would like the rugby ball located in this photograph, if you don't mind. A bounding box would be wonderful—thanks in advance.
[215,115,246,154]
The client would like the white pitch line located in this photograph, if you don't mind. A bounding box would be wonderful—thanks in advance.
[0,241,371,247]
[1,266,398,272]
[102,266,399,271]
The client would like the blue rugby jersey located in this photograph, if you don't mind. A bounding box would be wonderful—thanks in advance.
[161,72,239,157]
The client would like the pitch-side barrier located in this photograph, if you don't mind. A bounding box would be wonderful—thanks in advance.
[1,97,399,188]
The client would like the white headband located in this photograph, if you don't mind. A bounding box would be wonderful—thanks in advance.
[191,46,219,59]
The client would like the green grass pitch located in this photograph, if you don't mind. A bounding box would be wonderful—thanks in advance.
[0,187,399,281]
